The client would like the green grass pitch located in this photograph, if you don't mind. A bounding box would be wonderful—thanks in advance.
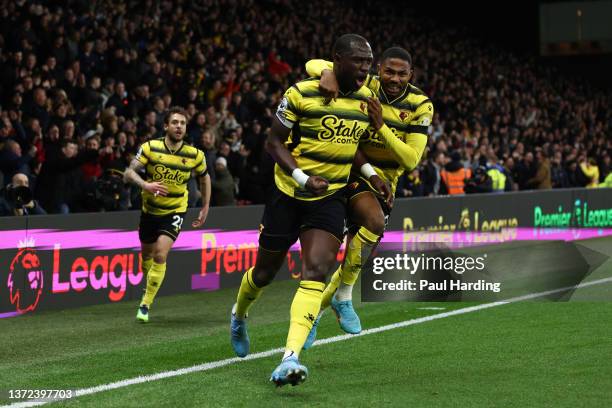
[1,237,611,407]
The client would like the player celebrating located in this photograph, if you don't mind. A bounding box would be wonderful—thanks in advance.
[230,34,378,387]
[124,106,211,323]
[302,47,433,346]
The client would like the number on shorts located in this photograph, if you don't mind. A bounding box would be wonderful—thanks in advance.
[172,215,184,230]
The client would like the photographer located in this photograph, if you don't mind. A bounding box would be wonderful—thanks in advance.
[0,173,46,216]
[464,166,493,194]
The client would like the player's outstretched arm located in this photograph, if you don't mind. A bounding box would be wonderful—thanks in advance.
[265,117,329,196]
[192,173,211,228]
[367,97,428,171]
[123,158,168,196]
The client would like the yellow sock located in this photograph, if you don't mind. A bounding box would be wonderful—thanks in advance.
[285,280,325,356]
[335,226,380,301]
[234,267,263,319]
[141,261,166,307]
[321,266,342,310]
[142,257,153,274]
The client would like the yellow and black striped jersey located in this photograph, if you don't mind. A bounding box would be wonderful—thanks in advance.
[135,138,207,215]
[304,60,432,194]
[275,78,376,200]
[359,75,432,193]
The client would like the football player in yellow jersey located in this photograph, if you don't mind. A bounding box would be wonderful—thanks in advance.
[230,34,382,387]
[301,47,433,347]
[123,106,211,323]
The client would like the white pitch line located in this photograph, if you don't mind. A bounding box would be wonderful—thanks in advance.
[5,276,612,408]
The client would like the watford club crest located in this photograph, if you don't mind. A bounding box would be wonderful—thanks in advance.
[399,111,408,121]
[360,102,366,113]
[181,158,187,165]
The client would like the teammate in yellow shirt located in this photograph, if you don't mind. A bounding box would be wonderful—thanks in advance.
[229,34,378,387]
[302,47,433,346]
[123,106,211,322]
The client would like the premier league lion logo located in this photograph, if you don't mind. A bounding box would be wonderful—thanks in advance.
[7,245,43,314]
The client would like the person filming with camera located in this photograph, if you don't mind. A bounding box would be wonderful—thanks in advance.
[0,173,46,216]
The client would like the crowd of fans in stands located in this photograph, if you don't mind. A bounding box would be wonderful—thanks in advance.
[0,0,610,215]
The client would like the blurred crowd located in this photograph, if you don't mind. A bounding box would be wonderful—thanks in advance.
[0,0,610,216]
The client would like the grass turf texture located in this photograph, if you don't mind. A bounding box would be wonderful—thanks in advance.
[1,237,611,407]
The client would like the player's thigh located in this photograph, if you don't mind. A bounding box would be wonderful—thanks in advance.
[298,193,345,281]
[299,228,341,282]
[254,187,300,285]
[258,187,300,250]
[349,191,386,236]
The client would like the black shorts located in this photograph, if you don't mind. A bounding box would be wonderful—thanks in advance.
[345,176,391,235]
[138,212,186,244]
[259,186,347,252]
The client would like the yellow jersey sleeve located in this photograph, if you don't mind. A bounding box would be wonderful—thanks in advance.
[305,59,334,77]
[409,99,434,129]
[194,150,208,175]
[135,142,150,166]
[276,86,303,128]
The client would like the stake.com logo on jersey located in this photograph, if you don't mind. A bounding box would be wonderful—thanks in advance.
[6,239,144,315]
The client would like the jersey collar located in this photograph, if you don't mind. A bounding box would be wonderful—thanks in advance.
[380,83,410,105]
[163,138,185,155]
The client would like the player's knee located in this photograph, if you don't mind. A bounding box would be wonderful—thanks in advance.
[152,252,167,264]
[302,259,334,282]
[363,214,385,236]
[252,267,276,287]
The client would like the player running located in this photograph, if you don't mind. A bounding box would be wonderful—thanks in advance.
[124,106,211,323]
[302,47,433,347]
[229,34,381,387]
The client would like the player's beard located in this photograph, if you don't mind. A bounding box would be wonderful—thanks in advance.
[167,130,184,144]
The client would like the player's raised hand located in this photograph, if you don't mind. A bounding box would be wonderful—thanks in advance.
[320,69,339,104]
[367,97,384,130]
[143,181,168,197]
[305,176,329,196]
[369,174,394,208]
[192,206,209,228]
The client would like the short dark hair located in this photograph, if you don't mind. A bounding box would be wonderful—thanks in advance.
[164,106,188,124]
[333,34,368,56]
[381,46,412,66]
[61,139,77,148]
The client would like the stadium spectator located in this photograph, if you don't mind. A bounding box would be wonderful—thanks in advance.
[421,151,446,196]
[0,0,608,214]
[397,169,425,198]
[211,157,235,206]
[0,139,36,185]
[440,152,471,195]
[465,166,494,194]
[580,158,600,188]
[526,149,552,190]
[35,140,98,214]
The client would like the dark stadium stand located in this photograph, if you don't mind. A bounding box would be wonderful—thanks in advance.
[0,0,610,215]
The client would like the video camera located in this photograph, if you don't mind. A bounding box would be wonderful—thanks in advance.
[4,185,33,208]
[93,168,126,211]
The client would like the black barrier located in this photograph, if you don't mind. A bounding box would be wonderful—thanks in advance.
[1,188,611,317]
